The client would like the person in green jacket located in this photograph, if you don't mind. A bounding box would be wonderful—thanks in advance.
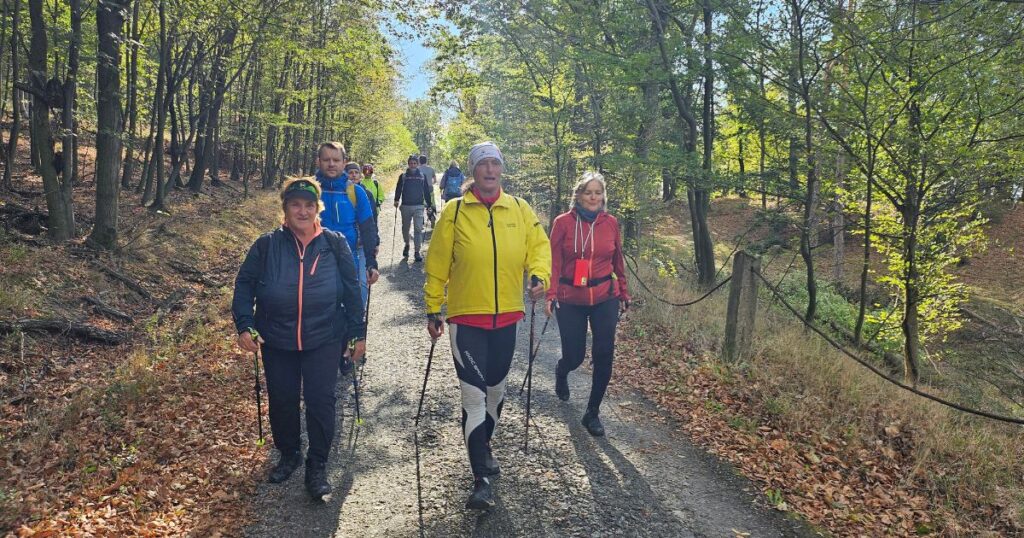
[360,163,385,223]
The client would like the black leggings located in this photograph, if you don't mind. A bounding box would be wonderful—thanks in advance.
[448,322,518,478]
[555,298,620,413]
[261,342,342,465]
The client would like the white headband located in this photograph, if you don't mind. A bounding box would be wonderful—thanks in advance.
[468,142,504,172]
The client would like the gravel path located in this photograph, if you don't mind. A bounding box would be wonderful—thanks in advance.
[245,201,817,537]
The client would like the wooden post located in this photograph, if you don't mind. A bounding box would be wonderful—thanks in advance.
[724,251,760,362]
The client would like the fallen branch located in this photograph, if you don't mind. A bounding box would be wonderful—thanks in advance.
[82,296,134,323]
[156,288,190,325]
[167,260,225,287]
[95,264,154,301]
[0,318,126,345]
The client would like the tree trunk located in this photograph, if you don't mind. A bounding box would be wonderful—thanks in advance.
[120,0,141,189]
[3,0,20,190]
[149,0,169,212]
[901,2,922,386]
[694,0,717,286]
[62,0,81,190]
[832,148,846,283]
[854,164,872,342]
[28,0,74,240]
[88,0,127,249]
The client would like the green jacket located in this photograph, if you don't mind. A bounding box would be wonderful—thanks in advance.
[361,177,385,210]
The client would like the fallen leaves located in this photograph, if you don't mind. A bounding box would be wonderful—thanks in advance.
[1,184,278,536]
[613,317,1013,537]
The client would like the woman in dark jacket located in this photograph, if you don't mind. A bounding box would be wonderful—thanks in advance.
[232,177,366,500]
[546,171,630,437]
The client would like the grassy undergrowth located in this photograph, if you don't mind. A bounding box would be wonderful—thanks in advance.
[620,251,1024,536]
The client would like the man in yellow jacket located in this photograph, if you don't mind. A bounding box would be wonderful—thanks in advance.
[423,141,551,510]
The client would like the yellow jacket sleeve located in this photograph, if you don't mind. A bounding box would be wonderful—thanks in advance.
[521,200,552,290]
[423,201,456,314]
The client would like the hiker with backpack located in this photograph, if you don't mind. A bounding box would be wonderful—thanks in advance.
[394,154,434,262]
[314,143,379,377]
[419,155,438,228]
[546,172,631,437]
[315,143,379,305]
[360,163,385,223]
[232,177,366,501]
[423,141,551,510]
[440,160,466,206]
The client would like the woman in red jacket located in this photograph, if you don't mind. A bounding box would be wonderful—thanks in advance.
[545,171,630,436]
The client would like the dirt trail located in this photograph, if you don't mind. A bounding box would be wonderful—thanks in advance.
[244,201,816,537]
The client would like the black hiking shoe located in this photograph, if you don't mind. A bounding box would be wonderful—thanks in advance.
[581,409,605,437]
[414,252,423,263]
[305,460,332,500]
[483,444,500,477]
[403,244,410,258]
[267,451,302,483]
[465,477,495,510]
[555,373,570,401]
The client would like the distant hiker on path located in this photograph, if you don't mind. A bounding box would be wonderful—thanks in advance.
[360,163,385,223]
[232,177,367,501]
[440,160,465,206]
[546,172,630,437]
[423,141,551,510]
[394,154,433,262]
[419,154,438,228]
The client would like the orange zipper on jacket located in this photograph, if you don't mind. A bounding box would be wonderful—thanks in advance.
[292,235,307,351]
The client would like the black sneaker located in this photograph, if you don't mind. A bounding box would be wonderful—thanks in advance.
[465,477,495,510]
[414,252,423,263]
[267,451,302,483]
[305,460,332,499]
[581,409,605,437]
[403,244,410,258]
[483,444,500,477]
[555,373,570,401]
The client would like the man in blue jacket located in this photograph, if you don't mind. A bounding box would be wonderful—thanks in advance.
[313,142,380,372]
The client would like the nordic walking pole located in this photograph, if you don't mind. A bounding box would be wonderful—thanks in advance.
[519,314,551,395]
[390,205,399,267]
[250,329,265,446]
[524,276,540,454]
[416,325,441,426]
[415,326,441,538]
[350,279,372,427]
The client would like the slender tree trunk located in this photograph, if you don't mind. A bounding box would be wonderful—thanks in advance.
[88,0,127,249]
[832,148,846,282]
[901,1,922,385]
[854,161,872,342]
[150,0,170,211]
[738,127,747,197]
[120,0,141,189]
[28,0,74,239]
[2,0,20,190]
[693,0,717,286]
[62,0,81,189]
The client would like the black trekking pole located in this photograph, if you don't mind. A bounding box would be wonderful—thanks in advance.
[415,324,441,538]
[390,206,399,267]
[519,313,551,395]
[253,344,266,444]
[348,279,373,427]
[523,276,541,454]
